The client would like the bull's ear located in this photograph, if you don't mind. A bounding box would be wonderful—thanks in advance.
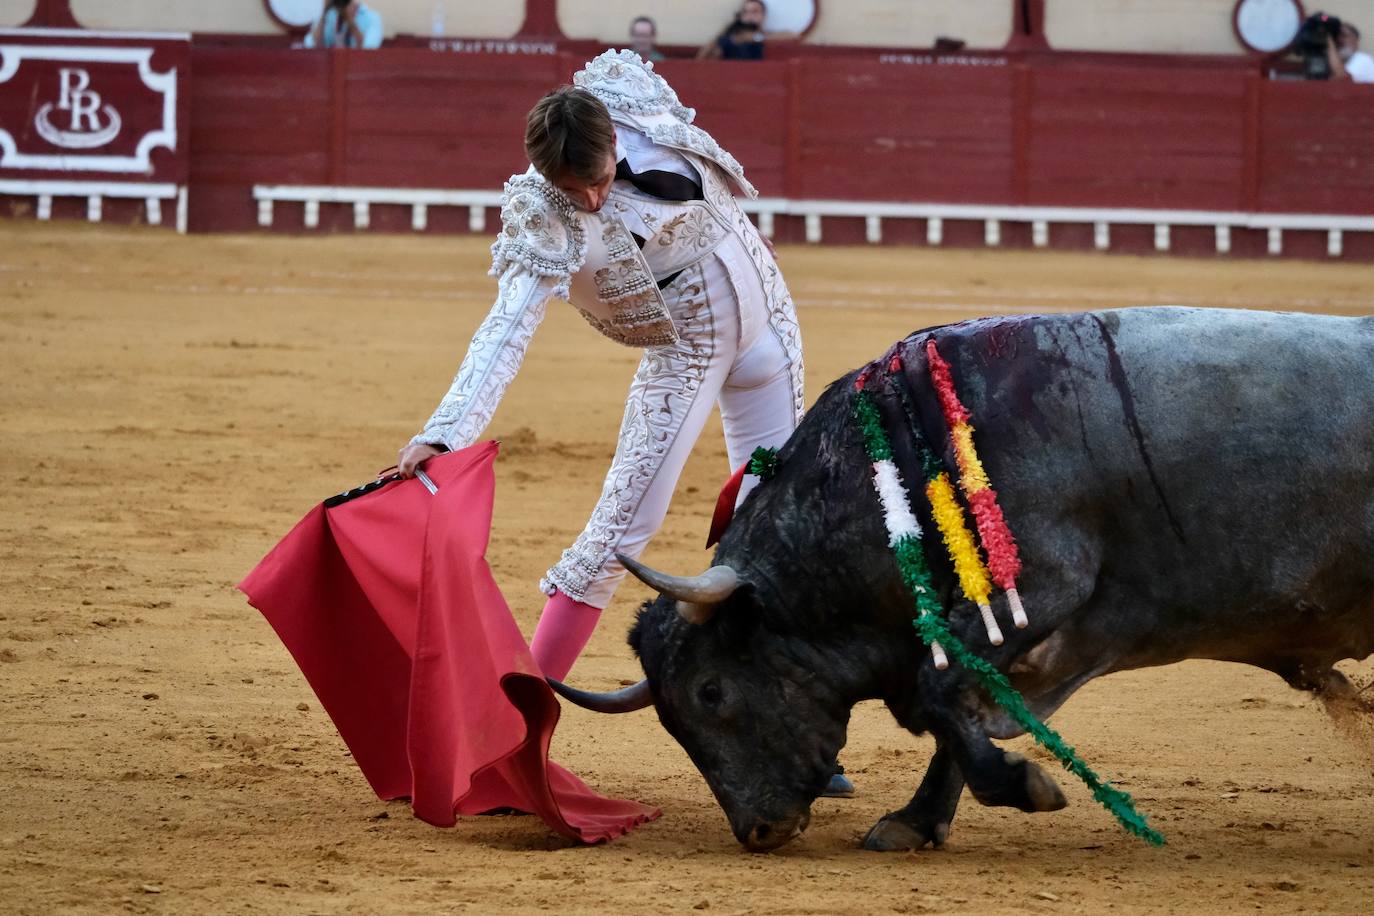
[628,602,651,657]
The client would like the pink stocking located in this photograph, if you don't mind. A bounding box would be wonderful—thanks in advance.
[529,590,603,681]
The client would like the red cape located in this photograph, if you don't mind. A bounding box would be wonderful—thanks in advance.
[238,441,659,843]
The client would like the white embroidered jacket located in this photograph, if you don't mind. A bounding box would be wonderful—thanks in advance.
[411,50,801,452]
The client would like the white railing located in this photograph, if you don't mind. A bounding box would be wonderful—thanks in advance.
[2,179,187,233]
[252,184,1374,258]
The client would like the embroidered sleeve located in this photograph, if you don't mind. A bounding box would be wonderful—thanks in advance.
[410,265,558,451]
[489,172,586,299]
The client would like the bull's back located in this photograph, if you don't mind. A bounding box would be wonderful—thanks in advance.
[913,307,1374,666]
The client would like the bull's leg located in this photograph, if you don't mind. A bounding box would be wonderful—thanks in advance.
[862,742,964,852]
[917,666,1068,813]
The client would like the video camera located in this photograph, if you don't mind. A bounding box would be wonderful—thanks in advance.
[1293,11,1342,79]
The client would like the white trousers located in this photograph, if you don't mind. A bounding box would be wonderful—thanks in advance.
[539,235,802,608]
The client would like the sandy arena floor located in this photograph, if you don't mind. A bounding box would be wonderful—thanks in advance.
[1,222,1372,915]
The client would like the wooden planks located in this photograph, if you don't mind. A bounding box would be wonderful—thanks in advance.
[179,46,1374,242]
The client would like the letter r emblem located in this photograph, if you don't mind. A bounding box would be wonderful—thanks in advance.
[57,68,102,131]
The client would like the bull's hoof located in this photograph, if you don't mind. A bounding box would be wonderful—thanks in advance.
[822,771,856,798]
[1006,752,1068,812]
[861,813,949,852]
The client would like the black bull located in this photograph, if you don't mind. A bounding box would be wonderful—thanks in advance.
[553,307,1374,852]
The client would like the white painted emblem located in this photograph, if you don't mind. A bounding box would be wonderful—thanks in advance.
[0,44,176,172]
[34,68,123,149]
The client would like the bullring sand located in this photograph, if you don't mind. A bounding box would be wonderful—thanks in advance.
[1,223,1371,914]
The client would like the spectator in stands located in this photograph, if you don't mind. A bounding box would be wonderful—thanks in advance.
[629,15,665,62]
[304,0,384,50]
[697,0,796,60]
[1328,21,1374,83]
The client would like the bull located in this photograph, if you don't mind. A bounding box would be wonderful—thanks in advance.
[552,307,1374,852]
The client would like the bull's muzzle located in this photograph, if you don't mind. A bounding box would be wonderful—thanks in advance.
[736,810,811,853]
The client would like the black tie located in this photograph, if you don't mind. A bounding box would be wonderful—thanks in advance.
[615,159,702,202]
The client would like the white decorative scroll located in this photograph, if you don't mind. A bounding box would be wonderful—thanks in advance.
[0,44,177,173]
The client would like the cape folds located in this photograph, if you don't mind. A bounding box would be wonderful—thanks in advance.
[239,443,658,843]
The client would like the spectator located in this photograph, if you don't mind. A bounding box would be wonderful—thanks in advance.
[1328,21,1374,83]
[304,0,384,50]
[697,0,796,61]
[629,15,665,62]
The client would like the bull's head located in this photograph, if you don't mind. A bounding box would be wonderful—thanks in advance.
[550,554,851,853]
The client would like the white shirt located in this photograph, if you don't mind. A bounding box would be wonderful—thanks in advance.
[1346,50,1374,84]
[303,4,384,49]
[615,128,702,185]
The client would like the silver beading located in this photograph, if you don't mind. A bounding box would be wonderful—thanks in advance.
[573,49,696,122]
[490,173,586,300]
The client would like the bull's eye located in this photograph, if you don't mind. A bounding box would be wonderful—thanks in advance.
[698,682,722,707]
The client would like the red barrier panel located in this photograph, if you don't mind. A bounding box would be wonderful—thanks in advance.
[793,58,1018,203]
[189,47,330,186]
[7,38,1374,258]
[1257,80,1374,216]
[340,49,568,188]
[1025,66,1251,211]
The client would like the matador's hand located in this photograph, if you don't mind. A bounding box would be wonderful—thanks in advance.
[397,443,442,478]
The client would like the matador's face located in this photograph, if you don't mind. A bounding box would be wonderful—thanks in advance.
[553,151,617,214]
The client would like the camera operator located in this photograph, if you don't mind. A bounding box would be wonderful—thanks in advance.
[1328,21,1374,83]
[696,0,796,61]
[304,0,384,50]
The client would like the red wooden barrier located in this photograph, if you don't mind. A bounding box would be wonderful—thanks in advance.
[186,47,329,229]
[794,58,1018,203]
[340,50,566,189]
[4,36,1373,258]
[1257,80,1374,216]
[1025,66,1250,211]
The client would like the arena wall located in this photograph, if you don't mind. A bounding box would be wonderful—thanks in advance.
[68,0,279,35]
[5,7,1374,260]
[164,49,1374,260]
[62,0,525,39]
[806,0,1012,49]
[557,0,1014,50]
[0,1,35,28]
[18,2,1373,52]
[1046,0,1239,55]
[394,2,526,39]
[559,0,745,46]
[1047,0,1374,55]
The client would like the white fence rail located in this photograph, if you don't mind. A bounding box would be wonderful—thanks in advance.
[2,179,186,233]
[252,184,1374,258]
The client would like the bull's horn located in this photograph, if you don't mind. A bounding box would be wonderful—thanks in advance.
[618,554,740,604]
[546,677,653,713]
